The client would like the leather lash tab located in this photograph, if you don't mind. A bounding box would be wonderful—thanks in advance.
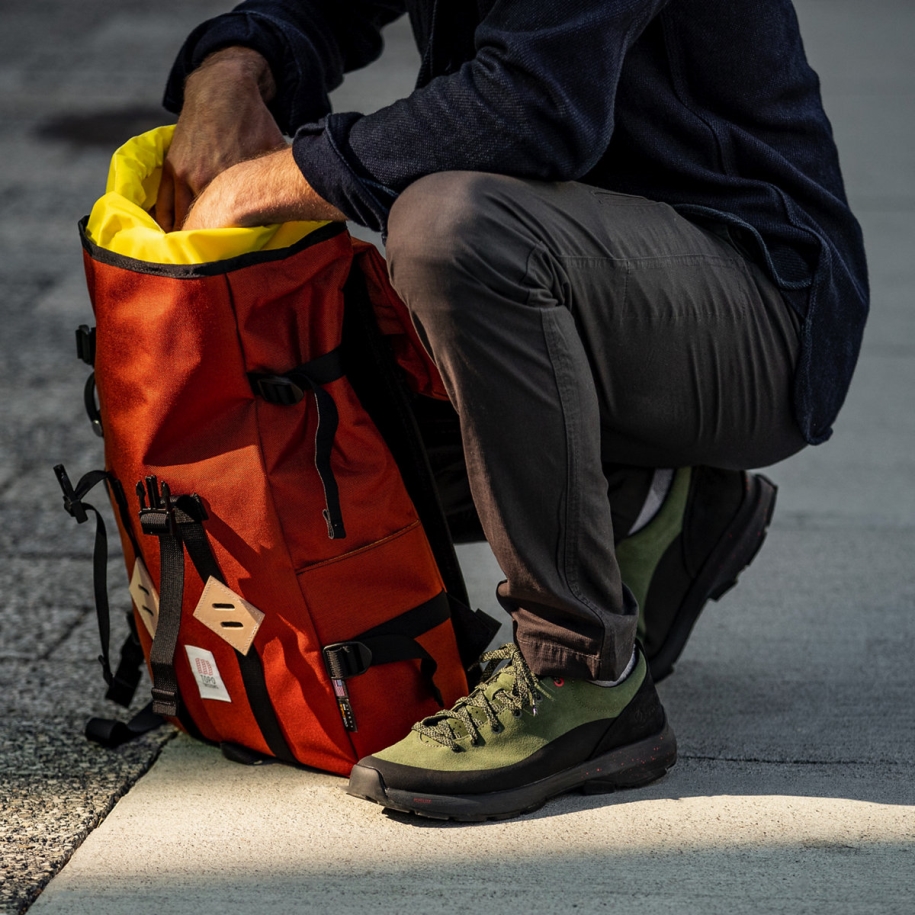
[192,578,264,655]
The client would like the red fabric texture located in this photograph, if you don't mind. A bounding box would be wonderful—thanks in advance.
[84,229,465,776]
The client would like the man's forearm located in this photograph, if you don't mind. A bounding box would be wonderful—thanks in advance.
[181,146,346,231]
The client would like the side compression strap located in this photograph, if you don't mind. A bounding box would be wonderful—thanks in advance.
[55,467,207,747]
[249,347,346,539]
[105,615,146,708]
[137,490,187,718]
[105,476,149,707]
[323,591,453,731]
[55,464,170,745]
[54,465,115,688]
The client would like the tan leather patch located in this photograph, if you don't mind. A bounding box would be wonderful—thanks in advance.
[129,558,160,638]
[192,578,264,655]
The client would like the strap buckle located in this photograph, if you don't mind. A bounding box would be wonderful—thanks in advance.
[136,477,207,536]
[150,686,178,718]
[75,324,96,366]
[253,375,306,406]
[137,475,176,536]
[322,641,373,680]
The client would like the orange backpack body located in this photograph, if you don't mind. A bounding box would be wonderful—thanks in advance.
[57,141,496,774]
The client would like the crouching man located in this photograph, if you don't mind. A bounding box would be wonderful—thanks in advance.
[157,0,868,820]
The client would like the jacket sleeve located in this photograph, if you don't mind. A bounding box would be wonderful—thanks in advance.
[162,0,406,134]
[292,0,670,231]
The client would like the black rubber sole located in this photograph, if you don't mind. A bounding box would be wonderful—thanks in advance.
[347,721,677,822]
[649,473,778,682]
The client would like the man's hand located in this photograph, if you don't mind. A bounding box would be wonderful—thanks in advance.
[155,47,287,232]
[181,146,347,230]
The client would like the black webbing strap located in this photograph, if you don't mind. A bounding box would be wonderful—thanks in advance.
[142,510,185,718]
[178,513,222,583]
[53,465,115,688]
[103,476,150,707]
[248,347,346,540]
[235,651,298,765]
[85,701,164,749]
[322,591,453,707]
[105,618,146,708]
[55,465,168,743]
[109,476,144,563]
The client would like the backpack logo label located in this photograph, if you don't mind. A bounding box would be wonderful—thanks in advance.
[129,558,159,637]
[185,646,232,702]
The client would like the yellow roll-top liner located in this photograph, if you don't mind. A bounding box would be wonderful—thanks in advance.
[84,125,328,265]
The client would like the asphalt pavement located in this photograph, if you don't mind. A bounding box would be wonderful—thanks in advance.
[0,1,913,913]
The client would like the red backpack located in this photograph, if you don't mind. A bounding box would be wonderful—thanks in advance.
[56,132,496,774]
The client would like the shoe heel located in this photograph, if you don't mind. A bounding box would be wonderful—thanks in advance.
[709,578,737,601]
[580,761,673,794]
[580,720,677,795]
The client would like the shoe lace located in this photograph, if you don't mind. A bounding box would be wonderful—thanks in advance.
[411,644,542,751]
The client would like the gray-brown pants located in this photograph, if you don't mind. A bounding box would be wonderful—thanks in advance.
[386,172,805,680]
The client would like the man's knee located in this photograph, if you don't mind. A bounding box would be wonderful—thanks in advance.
[386,171,529,310]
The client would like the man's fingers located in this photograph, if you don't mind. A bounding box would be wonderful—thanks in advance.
[155,161,200,233]
[155,166,176,232]
[173,180,196,231]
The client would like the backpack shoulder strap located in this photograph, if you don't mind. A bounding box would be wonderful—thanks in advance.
[342,264,500,670]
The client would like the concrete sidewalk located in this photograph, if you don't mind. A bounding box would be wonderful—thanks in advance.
[1,1,913,913]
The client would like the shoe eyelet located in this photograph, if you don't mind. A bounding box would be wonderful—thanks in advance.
[491,723,503,733]
[553,678,565,687]
[512,708,522,718]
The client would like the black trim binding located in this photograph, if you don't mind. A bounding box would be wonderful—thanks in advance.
[78,216,346,279]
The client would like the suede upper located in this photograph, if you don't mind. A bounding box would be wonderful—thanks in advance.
[370,650,648,773]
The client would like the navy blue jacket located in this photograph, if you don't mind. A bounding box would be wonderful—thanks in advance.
[164,0,869,444]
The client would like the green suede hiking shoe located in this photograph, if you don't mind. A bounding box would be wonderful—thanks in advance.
[347,643,676,822]
[616,467,777,682]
